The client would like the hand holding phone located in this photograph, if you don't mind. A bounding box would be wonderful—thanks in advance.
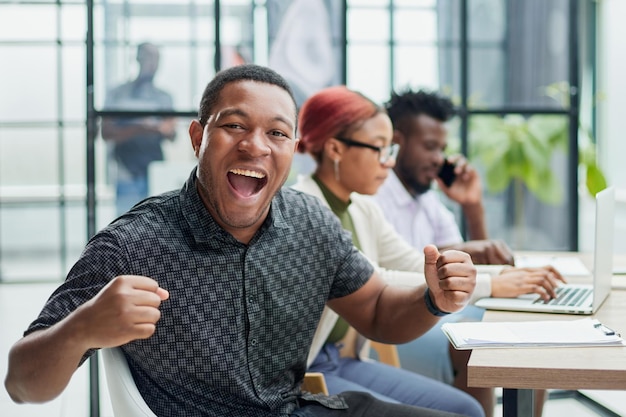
[438,159,457,187]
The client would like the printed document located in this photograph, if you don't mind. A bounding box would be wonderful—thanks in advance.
[442,318,624,349]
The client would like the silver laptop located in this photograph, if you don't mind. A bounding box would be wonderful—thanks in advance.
[475,186,615,315]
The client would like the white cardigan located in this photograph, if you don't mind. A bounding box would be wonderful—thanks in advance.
[291,175,494,367]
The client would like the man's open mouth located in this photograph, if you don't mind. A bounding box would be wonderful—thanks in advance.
[227,168,268,197]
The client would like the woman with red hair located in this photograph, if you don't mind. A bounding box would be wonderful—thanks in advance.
[292,85,485,417]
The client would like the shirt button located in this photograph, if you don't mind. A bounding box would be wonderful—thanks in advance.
[251,339,258,346]
[248,297,254,304]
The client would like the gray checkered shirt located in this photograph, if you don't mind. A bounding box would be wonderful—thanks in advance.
[26,170,374,416]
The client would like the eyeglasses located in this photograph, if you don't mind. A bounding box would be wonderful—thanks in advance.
[335,137,400,164]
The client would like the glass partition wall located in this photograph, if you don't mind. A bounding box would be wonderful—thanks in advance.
[1,0,595,275]
[0,1,597,416]
[347,0,585,251]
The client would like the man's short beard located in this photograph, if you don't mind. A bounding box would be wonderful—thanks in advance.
[407,178,431,195]
[397,164,431,196]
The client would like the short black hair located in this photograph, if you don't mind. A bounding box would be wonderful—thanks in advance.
[385,89,456,135]
[198,64,296,126]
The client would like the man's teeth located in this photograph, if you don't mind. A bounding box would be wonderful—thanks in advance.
[230,168,266,179]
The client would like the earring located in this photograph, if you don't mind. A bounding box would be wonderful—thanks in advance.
[334,159,340,181]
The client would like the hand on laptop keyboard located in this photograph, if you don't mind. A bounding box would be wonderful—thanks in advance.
[491,265,567,301]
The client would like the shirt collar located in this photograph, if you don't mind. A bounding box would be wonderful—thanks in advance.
[387,169,418,208]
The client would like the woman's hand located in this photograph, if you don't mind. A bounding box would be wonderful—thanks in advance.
[491,266,567,301]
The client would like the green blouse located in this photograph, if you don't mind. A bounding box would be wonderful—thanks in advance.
[312,175,362,344]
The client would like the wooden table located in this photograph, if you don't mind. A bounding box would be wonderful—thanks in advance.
[467,253,626,417]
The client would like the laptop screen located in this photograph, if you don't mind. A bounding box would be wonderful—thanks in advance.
[591,186,615,312]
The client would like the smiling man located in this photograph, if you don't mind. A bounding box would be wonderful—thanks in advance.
[5,65,476,417]
[190,77,297,244]
[373,89,560,417]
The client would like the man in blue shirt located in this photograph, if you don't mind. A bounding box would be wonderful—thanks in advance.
[6,65,477,417]
[102,42,177,215]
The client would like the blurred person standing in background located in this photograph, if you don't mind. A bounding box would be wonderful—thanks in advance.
[102,42,177,215]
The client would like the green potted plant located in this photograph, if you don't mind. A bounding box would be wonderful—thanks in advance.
[442,83,606,248]
[461,83,606,248]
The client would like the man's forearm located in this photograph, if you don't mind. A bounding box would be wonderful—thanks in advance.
[462,202,487,240]
[370,284,441,343]
[5,316,90,403]
[161,117,177,140]
[102,117,171,143]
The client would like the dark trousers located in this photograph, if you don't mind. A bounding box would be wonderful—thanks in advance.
[308,343,483,417]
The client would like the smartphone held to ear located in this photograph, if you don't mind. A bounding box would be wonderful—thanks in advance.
[438,159,457,187]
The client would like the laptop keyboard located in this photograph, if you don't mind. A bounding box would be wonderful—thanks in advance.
[533,286,592,307]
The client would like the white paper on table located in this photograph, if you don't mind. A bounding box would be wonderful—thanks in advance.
[441,318,624,349]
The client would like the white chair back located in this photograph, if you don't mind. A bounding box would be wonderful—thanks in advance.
[101,347,158,417]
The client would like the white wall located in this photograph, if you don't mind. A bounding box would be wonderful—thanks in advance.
[579,0,626,254]
[598,0,626,191]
